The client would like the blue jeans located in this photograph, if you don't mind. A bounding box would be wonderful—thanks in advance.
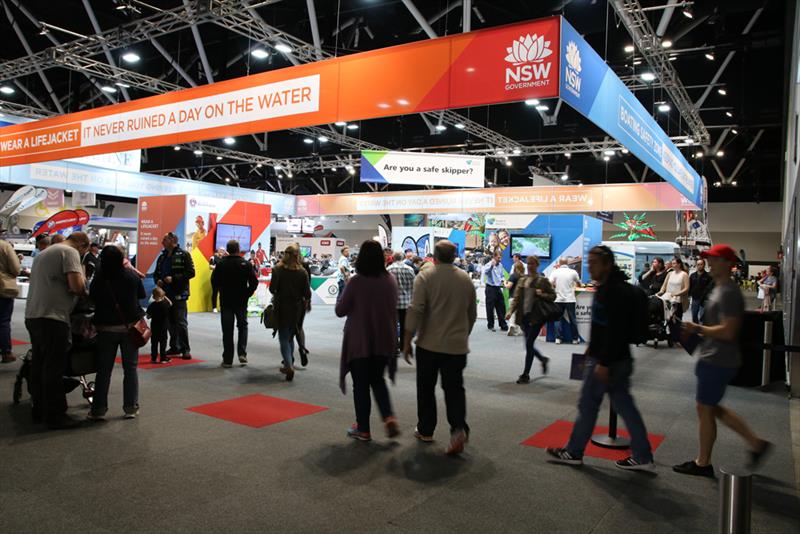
[93,330,139,416]
[278,326,295,368]
[556,302,579,341]
[566,358,653,463]
[522,318,547,375]
[691,298,704,324]
[0,297,14,354]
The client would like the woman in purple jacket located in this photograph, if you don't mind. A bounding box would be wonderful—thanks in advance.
[335,240,400,442]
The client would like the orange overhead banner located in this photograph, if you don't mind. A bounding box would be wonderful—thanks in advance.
[295,182,700,216]
[0,17,560,167]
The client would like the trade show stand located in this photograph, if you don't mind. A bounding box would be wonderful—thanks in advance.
[603,241,679,282]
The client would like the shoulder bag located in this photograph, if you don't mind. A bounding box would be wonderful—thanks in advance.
[530,277,562,324]
[108,280,151,348]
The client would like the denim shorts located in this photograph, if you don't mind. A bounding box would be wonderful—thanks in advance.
[695,359,737,406]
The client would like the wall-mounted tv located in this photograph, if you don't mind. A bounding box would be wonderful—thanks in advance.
[299,245,312,258]
[215,223,252,253]
[511,234,552,259]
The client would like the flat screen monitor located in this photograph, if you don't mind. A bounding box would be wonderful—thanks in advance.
[299,245,312,258]
[215,223,252,252]
[286,218,302,233]
[511,234,551,259]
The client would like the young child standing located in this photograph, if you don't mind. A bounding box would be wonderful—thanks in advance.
[146,287,172,364]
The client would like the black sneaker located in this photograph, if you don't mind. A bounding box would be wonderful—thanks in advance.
[672,460,714,478]
[546,447,583,466]
[748,440,773,470]
[238,354,248,365]
[299,350,309,367]
[160,357,172,364]
[516,374,530,384]
[150,357,158,364]
[166,349,180,356]
[541,357,550,375]
[616,456,655,471]
[181,353,192,360]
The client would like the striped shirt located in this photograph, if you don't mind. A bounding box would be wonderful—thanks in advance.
[387,261,415,309]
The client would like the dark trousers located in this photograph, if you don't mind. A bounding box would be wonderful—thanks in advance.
[485,285,507,329]
[150,334,167,361]
[555,302,579,341]
[221,305,248,363]
[25,318,70,424]
[295,309,307,356]
[337,279,345,303]
[93,330,139,415]
[0,296,14,354]
[350,356,393,433]
[522,319,547,375]
[691,298,704,324]
[211,288,219,309]
[168,299,190,355]
[415,346,469,436]
[397,308,406,348]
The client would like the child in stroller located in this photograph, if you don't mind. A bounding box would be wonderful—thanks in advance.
[646,294,673,348]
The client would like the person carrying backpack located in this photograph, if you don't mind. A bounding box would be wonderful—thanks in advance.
[546,245,655,471]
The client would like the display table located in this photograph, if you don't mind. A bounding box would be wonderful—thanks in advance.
[545,287,594,343]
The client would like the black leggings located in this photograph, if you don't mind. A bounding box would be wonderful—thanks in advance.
[350,356,393,433]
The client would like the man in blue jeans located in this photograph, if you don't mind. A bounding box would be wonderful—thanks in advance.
[547,245,655,471]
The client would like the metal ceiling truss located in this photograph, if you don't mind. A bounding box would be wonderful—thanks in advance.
[611,0,711,145]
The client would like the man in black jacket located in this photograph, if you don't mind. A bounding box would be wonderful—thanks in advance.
[689,258,713,323]
[211,240,258,367]
[153,232,195,359]
[547,245,655,471]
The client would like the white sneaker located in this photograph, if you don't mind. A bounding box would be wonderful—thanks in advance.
[212,308,218,313]
[555,339,562,345]
[572,339,580,344]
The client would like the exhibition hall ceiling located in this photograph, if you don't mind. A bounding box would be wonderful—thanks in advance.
[0,0,787,202]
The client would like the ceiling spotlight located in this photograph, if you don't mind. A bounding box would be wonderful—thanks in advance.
[633,59,642,66]
[216,156,223,160]
[713,181,721,187]
[718,88,727,95]
[115,82,131,88]
[347,124,359,130]
[303,138,314,144]
[731,129,738,135]
[193,149,203,156]
[274,43,293,54]
[705,52,715,61]
[100,85,117,93]
[695,151,704,158]
[121,52,140,63]
[725,111,733,118]
[435,124,447,131]
[348,167,356,175]
[225,177,231,182]
[173,146,181,151]
[657,103,671,112]
[682,7,694,19]
[603,156,611,162]
[251,49,270,59]
[731,180,738,186]
[256,163,263,168]
[716,150,725,157]
[455,123,466,129]
[330,166,337,171]
[535,105,549,111]
[223,137,235,145]
[668,55,677,61]
[497,149,505,155]
[685,137,694,145]
[524,99,540,106]
[377,102,391,109]
[505,160,512,167]
[512,148,521,155]
[287,172,293,178]
[275,165,282,170]
[397,98,409,106]
[318,136,328,142]
[564,152,571,158]
[640,72,656,82]
[624,45,635,53]
[661,40,673,48]
[335,121,347,126]
[621,148,630,154]
[38,25,49,36]
[603,149,615,156]
[560,174,569,182]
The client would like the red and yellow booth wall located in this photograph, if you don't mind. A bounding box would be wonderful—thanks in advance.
[137,194,272,312]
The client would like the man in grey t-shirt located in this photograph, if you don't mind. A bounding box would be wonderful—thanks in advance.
[673,244,771,478]
[25,232,89,429]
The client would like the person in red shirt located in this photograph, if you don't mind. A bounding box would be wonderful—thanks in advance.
[255,242,268,266]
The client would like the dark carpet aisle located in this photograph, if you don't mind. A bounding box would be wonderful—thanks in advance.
[1,300,798,533]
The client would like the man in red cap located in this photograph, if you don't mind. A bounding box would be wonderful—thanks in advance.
[673,244,771,477]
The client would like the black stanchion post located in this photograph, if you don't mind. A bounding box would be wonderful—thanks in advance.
[590,404,631,449]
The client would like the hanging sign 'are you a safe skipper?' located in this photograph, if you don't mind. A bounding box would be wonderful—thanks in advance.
[360,151,486,188]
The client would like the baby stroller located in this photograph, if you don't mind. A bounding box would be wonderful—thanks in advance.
[646,295,672,348]
[12,308,97,406]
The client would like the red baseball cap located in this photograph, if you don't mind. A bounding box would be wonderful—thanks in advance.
[700,244,739,263]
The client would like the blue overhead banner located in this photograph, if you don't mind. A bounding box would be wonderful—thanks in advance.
[559,18,703,208]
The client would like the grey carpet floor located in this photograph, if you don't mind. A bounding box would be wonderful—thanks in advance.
[1,299,798,534]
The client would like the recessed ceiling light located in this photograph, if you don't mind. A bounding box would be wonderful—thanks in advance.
[682,7,694,19]
[335,121,347,126]
[318,136,329,142]
[173,146,181,151]
[731,180,738,186]
[640,72,656,82]
[0,86,13,95]
[505,160,512,167]
[216,156,223,160]
[330,166,337,171]
[624,45,635,53]
[525,99,540,106]
[716,150,724,157]
[193,149,203,156]
[251,48,269,59]
[225,177,231,182]
[658,103,671,112]
[718,88,727,95]
[274,43,293,54]
[725,111,733,117]
[564,152,571,158]
[561,174,569,181]
[705,52,715,61]
[535,104,549,111]
[303,138,314,144]
[668,55,677,61]
[621,148,630,154]
[633,59,642,65]
[100,85,117,93]
[604,149,615,156]
[695,151,704,158]
[256,163,263,168]
[223,137,235,145]
[661,40,673,48]
[731,129,738,135]
[455,123,466,129]
[115,82,131,88]
[347,124,358,130]
[435,124,447,131]
[122,52,140,63]
[603,156,611,162]
[512,148,521,155]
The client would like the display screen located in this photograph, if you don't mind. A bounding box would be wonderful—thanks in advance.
[286,218,302,233]
[215,224,252,252]
[299,246,312,258]
[511,234,551,258]
[301,218,316,233]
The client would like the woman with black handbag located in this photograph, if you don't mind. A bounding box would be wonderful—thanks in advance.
[506,255,557,384]
[88,245,147,420]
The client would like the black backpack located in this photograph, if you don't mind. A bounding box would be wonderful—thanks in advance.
[625,283,650,345]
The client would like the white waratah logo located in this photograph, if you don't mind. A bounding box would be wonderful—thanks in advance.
[505,34,553,65]
[566,41,582,73]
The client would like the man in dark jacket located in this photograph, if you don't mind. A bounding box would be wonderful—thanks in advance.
[689,258,713,323]
[211,240,258,367]
[546,245,655,471]
[153,232,195,359]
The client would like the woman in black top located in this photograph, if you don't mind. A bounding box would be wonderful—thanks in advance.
[88,245,146,420]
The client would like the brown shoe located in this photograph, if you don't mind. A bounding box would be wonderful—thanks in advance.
[384,416,401,438]
[445,429,468,456]
[285,366,295,382]
[1,352,16,363]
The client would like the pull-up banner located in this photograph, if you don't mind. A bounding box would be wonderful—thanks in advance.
[0,17,560,166]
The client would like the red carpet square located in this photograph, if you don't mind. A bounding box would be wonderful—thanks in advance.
[12,339,29,346]
[187,394,328,428]
[522,419,665,461]
[115,354,204,370]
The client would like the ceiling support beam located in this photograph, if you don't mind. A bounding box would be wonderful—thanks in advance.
[305,0,323,60]
[150,36,198,87]
[462,0,471,32]
[81,0,131,102]
[182,0,215,83]
[401,0,437,39]
[655,0,678,37]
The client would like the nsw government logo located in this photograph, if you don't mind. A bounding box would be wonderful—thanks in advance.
[504,33,553,91]
[564,41,582,98]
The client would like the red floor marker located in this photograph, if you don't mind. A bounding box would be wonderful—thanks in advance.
[187,393,328,428]
[11,339,29,346]
[522,419,665,461]
[114,354,204,370]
